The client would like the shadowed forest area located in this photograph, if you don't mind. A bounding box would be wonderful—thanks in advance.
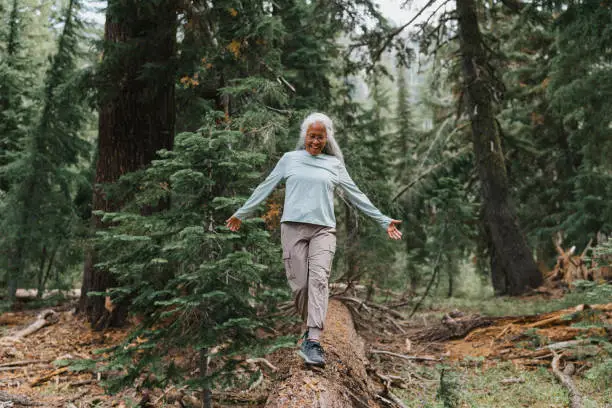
[0,0,611,407]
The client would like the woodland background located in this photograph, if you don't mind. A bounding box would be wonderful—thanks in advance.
[0,0,611,407]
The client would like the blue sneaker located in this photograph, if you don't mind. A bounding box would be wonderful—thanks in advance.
[298,339,326,367]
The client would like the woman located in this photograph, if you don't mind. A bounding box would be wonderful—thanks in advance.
[226,112,402,367]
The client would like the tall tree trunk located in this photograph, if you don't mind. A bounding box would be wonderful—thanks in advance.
[79,0,178,329]
[456,0,541,295]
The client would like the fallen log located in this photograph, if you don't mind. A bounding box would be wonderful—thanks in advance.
[13,288,81,301]
[414,303,611,343]
[1,310,59,343]
[0,391,42,406]
[412,314,505,342]
[264,300,379,408]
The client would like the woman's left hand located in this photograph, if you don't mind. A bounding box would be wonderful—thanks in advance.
[387,219,402,240]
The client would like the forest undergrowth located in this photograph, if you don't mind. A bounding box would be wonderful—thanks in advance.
[0,281,610,408]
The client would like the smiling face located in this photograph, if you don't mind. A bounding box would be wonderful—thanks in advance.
[305,121,328,156]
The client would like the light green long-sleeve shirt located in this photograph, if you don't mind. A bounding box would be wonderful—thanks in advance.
[233,150,392,230]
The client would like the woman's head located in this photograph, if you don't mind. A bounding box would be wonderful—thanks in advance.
[297,112,344,162]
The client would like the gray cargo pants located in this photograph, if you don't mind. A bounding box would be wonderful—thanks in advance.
[280,222,336,329]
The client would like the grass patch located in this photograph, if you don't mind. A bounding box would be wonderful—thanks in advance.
[410,281,611,321]
[396,361,608,408]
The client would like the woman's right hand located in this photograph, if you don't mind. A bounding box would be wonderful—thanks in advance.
[225,216,242,232]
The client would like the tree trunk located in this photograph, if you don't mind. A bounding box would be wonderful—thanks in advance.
[265,300,378,407]
[456,0,541,295]
[79,0,178,329]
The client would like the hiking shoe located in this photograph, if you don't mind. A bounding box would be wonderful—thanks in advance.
[298,340,326,367]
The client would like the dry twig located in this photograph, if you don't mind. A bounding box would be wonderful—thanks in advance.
[371,349,439,362]
[30,367,69,387]
[0,359,51,368]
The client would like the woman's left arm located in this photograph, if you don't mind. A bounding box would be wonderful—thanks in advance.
[338,162,402,240]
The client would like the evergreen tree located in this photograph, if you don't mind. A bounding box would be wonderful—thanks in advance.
[455,0,541,295]
[79,0,179,328]
[93,102,291,398]
[391,65,428,292]
[490,5,574,267]
[0,0,28,194]
[0,0,90,302]
[547,1,612,244]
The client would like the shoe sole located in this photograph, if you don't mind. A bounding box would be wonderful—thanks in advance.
[297,350,325,367]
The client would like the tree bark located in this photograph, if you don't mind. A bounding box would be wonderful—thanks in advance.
[265,300,378,407]
[79,0,178,329]
[456,0,541,295]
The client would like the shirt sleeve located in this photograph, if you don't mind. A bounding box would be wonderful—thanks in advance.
[233,154,287,220]
[337,162,392,230]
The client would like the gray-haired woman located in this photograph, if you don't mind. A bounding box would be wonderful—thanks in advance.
[226,113,402,367]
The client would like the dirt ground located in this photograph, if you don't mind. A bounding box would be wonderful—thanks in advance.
[1,297,611,407]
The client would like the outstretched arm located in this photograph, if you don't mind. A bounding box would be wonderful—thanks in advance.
[226,154,287,231]
[338,162,402,240]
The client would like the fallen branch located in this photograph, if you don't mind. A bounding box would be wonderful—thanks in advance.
[370,349,439,362]
[0,359,51,368]
[373,371,409,408]
[537,339,590,351]
[245,358,278,372]
[386,390,408,408]
[551,352,583,408]
[30,366,69,387]
[2,310,59,343]
[333,296,405,319]
[68,379,97,388]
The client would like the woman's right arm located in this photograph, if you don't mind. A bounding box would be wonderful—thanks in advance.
[229,153,288,225]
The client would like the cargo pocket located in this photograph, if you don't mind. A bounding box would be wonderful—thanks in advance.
[325,242,336,274]
[283,251,294,280]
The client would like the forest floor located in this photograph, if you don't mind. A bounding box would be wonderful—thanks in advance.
[0,289,611,408]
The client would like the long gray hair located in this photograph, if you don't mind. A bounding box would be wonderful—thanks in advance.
[296,112,344,163]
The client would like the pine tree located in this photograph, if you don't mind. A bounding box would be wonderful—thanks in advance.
[455,0,541,295]
[92,74,291,398]
[0,0,91,303]
[79,0,179,329]
[391,65,428,292]
[0,0,27,194]
[547,1,612,245]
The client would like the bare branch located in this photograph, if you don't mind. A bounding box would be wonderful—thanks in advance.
[551,352,583,408]
[370,349,440,362]
[371,0,441,62]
